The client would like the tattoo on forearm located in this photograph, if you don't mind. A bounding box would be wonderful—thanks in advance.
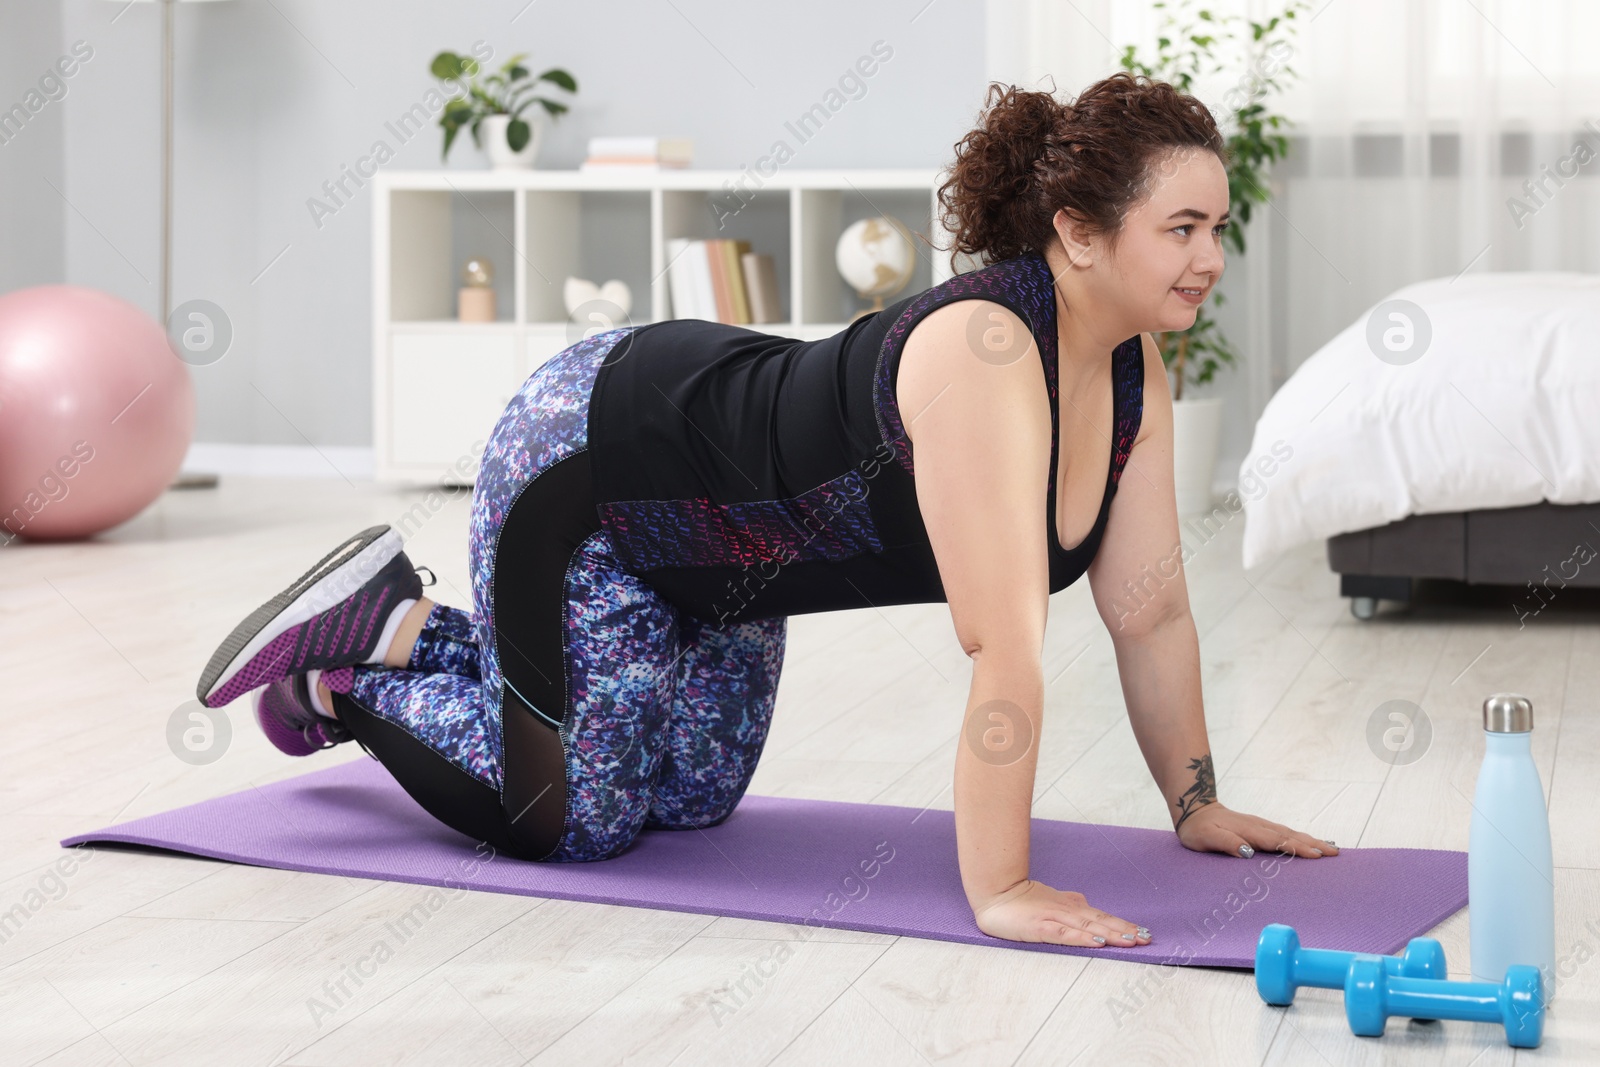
[1172,754,1217,829]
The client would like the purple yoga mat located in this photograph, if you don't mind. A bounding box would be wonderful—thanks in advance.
[61,757,1466,967]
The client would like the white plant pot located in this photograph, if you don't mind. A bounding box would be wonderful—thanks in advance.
[481,113,541,170]
[1171,397,1225,517]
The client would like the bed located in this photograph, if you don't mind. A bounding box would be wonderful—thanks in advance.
[1236,270,1600,618]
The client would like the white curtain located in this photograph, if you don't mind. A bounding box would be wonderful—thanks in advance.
[987,0,1600,470]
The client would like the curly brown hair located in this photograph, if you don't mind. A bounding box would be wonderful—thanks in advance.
[937,72,1228,265]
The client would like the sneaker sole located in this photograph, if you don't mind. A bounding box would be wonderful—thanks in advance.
[197,525,402,706]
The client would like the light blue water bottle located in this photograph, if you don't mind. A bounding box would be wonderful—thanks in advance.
[1468,693,1555,995]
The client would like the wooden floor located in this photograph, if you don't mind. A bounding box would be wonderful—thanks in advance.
[2,474,1595,1066]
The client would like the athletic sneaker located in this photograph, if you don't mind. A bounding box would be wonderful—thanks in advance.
[195,524,434,708]
[255,673,352,756]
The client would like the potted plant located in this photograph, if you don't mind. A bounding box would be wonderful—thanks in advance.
[430,50,577,169]
[1119,0,1308,514]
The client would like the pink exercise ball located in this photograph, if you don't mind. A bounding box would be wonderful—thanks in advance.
[0,285,194,541]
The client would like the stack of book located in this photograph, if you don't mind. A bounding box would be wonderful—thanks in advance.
[666,238,783,325]
[580,136,693,171]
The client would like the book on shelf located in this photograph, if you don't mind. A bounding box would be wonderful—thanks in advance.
[709,239,746,323]
[666,238,783,325]
[581,136,692,170]
[741,252,781,324]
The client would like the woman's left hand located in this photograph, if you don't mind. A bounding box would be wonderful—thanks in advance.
[1174,802,1339,859]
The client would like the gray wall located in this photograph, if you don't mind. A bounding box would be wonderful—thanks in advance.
[3,0,986,448]
[0,1,67,291]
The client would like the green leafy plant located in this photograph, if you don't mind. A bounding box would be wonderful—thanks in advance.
[1118,0,1309,399]
[430,51,578,160]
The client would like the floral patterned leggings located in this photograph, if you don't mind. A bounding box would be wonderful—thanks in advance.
[326,327,787,862]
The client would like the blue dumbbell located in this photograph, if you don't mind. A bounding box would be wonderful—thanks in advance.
[1255,923,1446,1006]
[1344,954,1544,1049]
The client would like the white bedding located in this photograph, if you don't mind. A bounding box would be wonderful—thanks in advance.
[1238,271,1600,571]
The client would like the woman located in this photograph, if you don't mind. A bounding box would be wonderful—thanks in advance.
[195,72,1337,951]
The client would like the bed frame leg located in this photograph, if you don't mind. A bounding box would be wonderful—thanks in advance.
[1339,574,1413,620]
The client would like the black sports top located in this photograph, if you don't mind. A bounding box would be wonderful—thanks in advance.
[585,249,1145,625]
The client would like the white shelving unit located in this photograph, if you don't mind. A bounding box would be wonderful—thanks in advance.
[371,168,957,484]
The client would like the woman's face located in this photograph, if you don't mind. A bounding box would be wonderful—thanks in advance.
[1059,146,1230,336]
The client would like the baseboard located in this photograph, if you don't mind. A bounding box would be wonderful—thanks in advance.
[182,443,375,480]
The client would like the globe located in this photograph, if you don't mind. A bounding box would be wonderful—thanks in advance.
[835,216,915,316]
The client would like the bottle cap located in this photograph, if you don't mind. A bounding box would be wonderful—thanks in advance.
[1483,693,1533,733]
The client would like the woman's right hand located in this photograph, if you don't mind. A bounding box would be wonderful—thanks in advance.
[971,878,1152,948]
